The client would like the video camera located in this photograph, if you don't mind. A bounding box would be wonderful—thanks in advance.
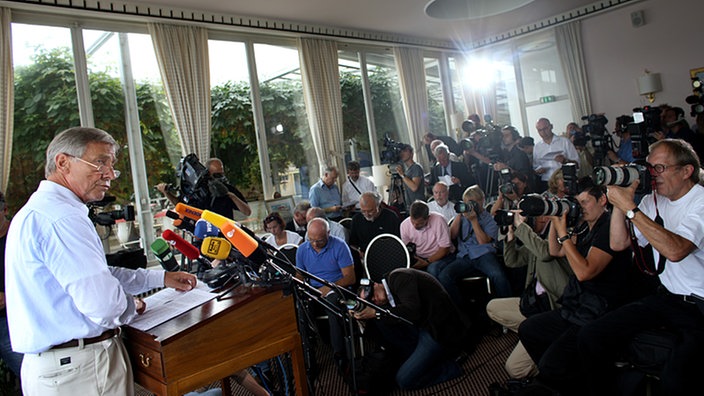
[581,113,612,162]
[88,196,135,226]
[176,154,232,206]
[380,134,406,167]
[686,77,704,117]
[562,163,579,197]
[628,106,661,160]
[593,161,652,195]
[459,115,502,162]
[518,194,581,227]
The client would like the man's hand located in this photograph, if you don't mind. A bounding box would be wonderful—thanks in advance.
[352,306,377,321]
[135,298,146,315]
[606,181,639,212]
[535,167,546,175]
[554,154,567,164]
[164,271,197,291]
[156,183,170,194]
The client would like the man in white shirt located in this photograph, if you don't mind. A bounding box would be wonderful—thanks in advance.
[341,160,377,211]
[427,182,456,222]
[5,127,196,396]
[532,118,579,191]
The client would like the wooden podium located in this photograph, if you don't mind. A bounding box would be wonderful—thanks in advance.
[123,285,308,396]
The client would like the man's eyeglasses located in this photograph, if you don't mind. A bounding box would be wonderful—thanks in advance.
[67,154,121,178]
[649,163,683,174]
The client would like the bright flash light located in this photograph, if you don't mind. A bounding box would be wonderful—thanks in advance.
[462,59,499,91]
[275,124,284,133]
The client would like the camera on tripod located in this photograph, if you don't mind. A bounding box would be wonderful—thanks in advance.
[88,196,135,226]
[593,161,652,195]
[380,134,407,166]
[518,194,581,227]
[581,114,612,162]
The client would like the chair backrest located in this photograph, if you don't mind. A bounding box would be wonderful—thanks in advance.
[338,217,353,230]
[274,243,298,275]
[363,233,410,282]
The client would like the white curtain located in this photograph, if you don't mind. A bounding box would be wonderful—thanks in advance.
[555,21,591,121]
[148,23,211,160]
[297,38,345,180]
[393,46,429,169]
[0,8,13,192]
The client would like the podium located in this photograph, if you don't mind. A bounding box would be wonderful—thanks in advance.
[123,286,307,395]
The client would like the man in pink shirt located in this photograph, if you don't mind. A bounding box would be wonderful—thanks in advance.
[400,201,454,270]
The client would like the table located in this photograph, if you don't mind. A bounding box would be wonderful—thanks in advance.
[123,285,307,395]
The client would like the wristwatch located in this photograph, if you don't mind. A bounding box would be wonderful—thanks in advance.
[625,207,640,220]
[557,235,570,245]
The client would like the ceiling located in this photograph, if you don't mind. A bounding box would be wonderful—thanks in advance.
[135,0,604,46]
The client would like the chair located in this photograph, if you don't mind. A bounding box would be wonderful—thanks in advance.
[338,217,353,230]
[363,233,410,282]
[273,243,298,275]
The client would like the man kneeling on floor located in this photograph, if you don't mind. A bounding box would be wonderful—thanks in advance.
[350,268,474,390]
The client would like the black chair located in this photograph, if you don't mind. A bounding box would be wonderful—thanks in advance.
[363,233,410,282]
[274,243,298,274]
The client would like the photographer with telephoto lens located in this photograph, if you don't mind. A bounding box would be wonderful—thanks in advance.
[581,139,704,395]
[518,177,635,394]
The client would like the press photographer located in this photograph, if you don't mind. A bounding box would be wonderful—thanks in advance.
[581,113,612,166]
[350,268,474,390]
[581,139,704,395]
[157,155,251,218]
[606,115,635,164]
[490,169,530,217]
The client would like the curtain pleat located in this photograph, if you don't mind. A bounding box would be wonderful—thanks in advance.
[393,46,429,169]
[555,21,592,122]
[0,8,14,192]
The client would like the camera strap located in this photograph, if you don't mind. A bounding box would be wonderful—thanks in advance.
[629,203,666,276]
[348,176,362,195]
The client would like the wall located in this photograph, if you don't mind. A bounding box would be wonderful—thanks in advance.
[582,0,704,123]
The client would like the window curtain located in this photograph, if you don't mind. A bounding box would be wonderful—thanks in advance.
[555,21,591,122]
[393,47,430,169]
[148,23,211,160]
[297,38,345,180]
[0,8,13,192]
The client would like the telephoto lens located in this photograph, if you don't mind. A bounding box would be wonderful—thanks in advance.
[518,194,570,217]
[593,165,640,187]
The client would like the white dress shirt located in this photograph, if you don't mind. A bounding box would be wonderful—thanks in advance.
[427,200,456,223]
[341,175,377,208]
[532,135,579,181]
[5,181,164,353]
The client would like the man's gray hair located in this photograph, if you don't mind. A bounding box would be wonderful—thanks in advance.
[360,191,382,207]
[294,200,312,215]
[45,127,118,178]
[308,217,330,232]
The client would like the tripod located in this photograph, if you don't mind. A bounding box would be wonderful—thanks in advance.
[387,166,407,215]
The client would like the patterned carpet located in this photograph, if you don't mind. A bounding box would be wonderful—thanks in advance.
[135,328,519,396]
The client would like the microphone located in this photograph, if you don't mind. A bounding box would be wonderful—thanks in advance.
[194,219,220,240]
[165,210,196,233]
[200,210,235,230]
[150,237,179,271]
[162,229,201,261]
[174,202,204,223]
[220,221,267,264]
[201,237,232,260]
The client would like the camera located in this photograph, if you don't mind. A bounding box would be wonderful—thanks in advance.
[177,153,211,205]
[494,209,514,227]
[518,194,581,227]
[593,161,652,195]
[581,114,612,162]
[344,278,372,312]
[380,134,406,166]
[628,106,661,159]
[686,77,704,117]
[455,200,480,214]
[498,168,517,196]
[88,196,135,226]
[562,163,579,196]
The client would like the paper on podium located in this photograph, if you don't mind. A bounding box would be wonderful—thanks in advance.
[128,282,216,331]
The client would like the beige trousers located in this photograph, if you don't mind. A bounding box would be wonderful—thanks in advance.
[22,336,133,396]
[486,297,539,378]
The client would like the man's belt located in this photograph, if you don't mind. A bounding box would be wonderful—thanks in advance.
[51,328,121,349]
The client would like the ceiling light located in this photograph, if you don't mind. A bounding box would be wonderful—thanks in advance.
[425,0,535,20]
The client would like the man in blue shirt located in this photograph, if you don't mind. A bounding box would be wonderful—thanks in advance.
[296,218,355,372]
[429,185,511,305]
[607,124,635,164]
[309,166,343,221]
